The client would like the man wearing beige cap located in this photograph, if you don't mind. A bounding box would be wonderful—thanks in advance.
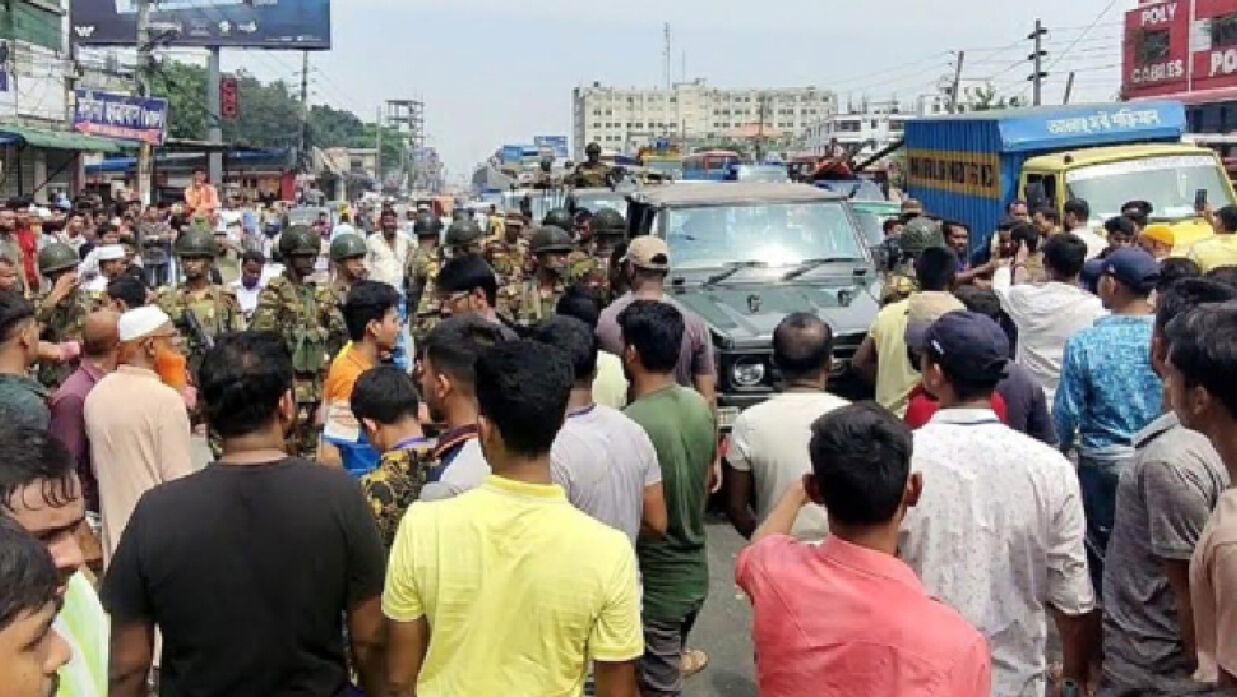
[597,236,717,405]
[84,306,192,565]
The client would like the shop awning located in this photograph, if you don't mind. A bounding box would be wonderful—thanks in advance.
[0,124,128,153]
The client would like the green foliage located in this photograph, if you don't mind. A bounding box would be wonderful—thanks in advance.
[149,60,384,157]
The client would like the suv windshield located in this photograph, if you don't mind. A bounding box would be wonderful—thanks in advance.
[660,201,864,270]
[572,191,626,213]
[1065,154,1235,222]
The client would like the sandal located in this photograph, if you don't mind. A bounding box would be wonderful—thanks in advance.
[681,648,709,678]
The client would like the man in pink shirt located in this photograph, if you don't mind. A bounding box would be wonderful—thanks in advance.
[735,402,990,697]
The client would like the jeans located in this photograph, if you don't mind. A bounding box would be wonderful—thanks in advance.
[639,606,702,697]
[1077,454,1133,602]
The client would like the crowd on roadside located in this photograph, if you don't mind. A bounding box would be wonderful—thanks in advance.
[4,163,1237,697]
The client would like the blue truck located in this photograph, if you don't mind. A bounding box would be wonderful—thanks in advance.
[903,100,1235,254]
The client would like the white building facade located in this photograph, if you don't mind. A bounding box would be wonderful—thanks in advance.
[571,79,835,159]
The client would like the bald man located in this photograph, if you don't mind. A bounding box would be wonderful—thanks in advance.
[49,310,120,515]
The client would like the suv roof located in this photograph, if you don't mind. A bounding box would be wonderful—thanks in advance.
[629,182,846,207]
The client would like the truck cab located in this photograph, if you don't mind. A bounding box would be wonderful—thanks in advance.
[625,183,879,429]
[1020,143,1234,252]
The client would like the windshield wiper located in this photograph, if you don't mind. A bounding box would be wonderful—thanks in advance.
[781,257,863,281]
[704,260,768,286]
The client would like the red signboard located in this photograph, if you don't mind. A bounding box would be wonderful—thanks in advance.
[1122,0,1191,99]
[1123,0,1237,99]
[220,76,239,120]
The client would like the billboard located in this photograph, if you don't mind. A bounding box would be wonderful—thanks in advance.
[533,136,569,158]
[71,0,331,49]
[72,90,169,146]
[1121,0,1237,99]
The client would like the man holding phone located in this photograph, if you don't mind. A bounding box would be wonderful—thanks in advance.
[1191,204,1237,272]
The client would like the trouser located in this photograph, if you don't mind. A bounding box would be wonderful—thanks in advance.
[1077,454,1133,601]
[288,400,321,460]
[638,606,701,697]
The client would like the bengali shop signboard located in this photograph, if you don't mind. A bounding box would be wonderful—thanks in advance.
[73,90,169,146]
[72,0,331,49]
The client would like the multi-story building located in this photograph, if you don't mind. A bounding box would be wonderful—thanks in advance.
[571,79,835,159]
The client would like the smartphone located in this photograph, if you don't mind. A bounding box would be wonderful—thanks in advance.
[1196,188,1208,210]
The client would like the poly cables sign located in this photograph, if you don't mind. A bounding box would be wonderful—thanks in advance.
[72,0,331,50]
[73,91,169,146]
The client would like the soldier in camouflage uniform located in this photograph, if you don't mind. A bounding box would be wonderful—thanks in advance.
[154,228,245,383]
[578,208,627,302]
[881,216,947,306]
[568,142,613,188]
[250,226,347,459]
[515,225,573,328]
[322,233,369,307]
[406,212,447,343]
[486,214,530,316]
[35,243,100,388]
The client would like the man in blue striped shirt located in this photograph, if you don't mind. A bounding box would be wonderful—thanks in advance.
[1055,247,1163,594]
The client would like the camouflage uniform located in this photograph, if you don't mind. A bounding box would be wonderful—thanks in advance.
[570,144,612,188]
[250,227,346,459]
[35,243,98,388]
[154,285,244,381]
[406,247,442,342]
[359,442,434,548]
[485,236,529,316]
[515,278,567,327]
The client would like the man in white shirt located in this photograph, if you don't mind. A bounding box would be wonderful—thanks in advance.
[1064,199,1108,260]
[82,245,127,294]
[534,315,666,545]
[366,208,410,289]
[725,312,847,541]
[229,251,266,321]
[994,232,1105,404]
[900,311,1096,697]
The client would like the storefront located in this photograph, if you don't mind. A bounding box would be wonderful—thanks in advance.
[0,124,126,202]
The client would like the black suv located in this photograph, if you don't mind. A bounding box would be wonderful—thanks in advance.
[625,183,880,429]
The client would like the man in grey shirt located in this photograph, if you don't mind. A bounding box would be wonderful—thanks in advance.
[1100,278,1236,696]
[534,316,666,544]
[596,236,716,406]
[416,315,506,501]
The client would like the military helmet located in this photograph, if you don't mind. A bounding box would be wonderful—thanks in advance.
[173,227,218,258]
[585,142,602,156]
[591,208,626,237]
[530,225,575,255]
[329,233,368,262]
[898,217,947,255]
[412,211,441,237]
[445,218,484,247]
[542,207,573,230]
[37,243,79,276]
[278,225,320,257]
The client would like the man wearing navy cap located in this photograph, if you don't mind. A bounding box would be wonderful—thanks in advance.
[900,311,1095,696]
[1055,247,1164,596]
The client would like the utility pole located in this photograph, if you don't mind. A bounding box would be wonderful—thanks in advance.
[135,0,153,205]
[298,50,309,172]
[207,47,222,186]
[755,92,766,162]
[1063,71,1076,105]
[1028,19,1048,107]
[949,50,965,113]
[375,106,383,191]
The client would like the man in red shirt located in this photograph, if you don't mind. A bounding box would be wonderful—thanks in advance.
[736,402,990,697]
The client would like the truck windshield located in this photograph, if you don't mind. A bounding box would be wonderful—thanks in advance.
[1065,155,1234,222]
[661,201,864,270]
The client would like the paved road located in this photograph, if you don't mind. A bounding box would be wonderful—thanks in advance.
[685,519,758,697]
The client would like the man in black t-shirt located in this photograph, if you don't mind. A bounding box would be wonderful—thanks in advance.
[101,332,388,697]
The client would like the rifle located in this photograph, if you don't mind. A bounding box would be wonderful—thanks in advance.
[181,308,214,351]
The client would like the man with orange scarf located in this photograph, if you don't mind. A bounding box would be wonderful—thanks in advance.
[84,306,192,566]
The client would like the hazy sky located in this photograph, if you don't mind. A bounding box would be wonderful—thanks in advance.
[220,0,1125,182]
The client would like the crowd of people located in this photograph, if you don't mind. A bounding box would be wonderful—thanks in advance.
[4,162,1237,697]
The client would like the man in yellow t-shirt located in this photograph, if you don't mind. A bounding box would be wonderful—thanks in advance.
[319,281,401,475]
[1190,205,1237,272]
[383,341,643,696]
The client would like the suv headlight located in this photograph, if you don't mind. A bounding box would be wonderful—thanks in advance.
[731,358,767,388]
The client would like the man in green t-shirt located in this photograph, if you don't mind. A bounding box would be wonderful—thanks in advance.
[619,299,717,696]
